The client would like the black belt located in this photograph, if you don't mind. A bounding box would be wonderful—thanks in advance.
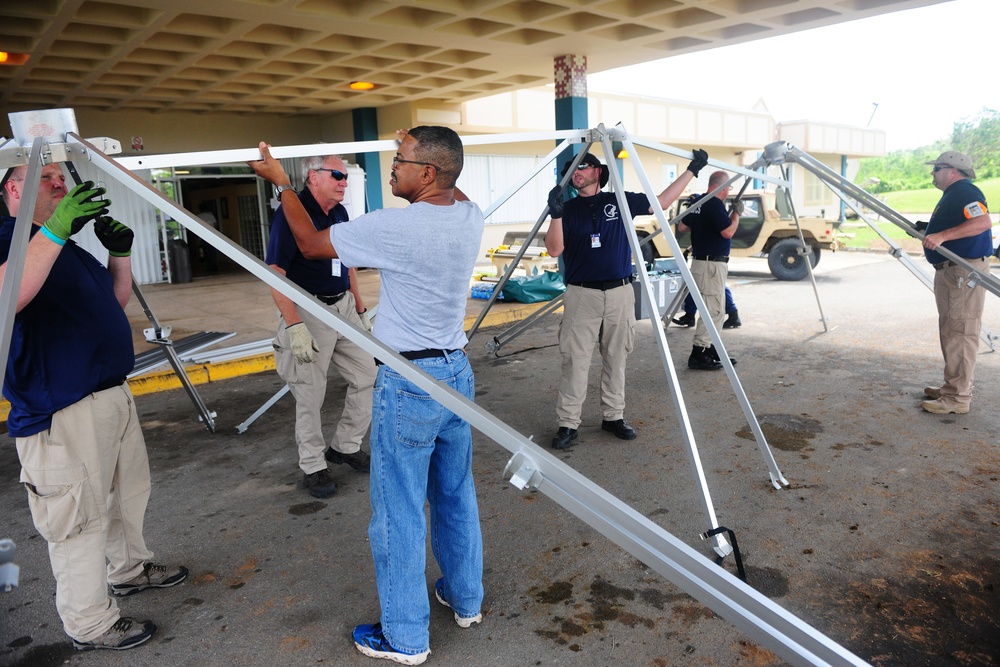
[568,277,633,291]
[96,377,126,394]
[315,292,345,305]
[692,255,729,263]
[375,349,459,366]
[934,257,988,270]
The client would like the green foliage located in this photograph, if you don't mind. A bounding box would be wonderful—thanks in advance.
[855,108,1000,193]
[951,108,1000,180]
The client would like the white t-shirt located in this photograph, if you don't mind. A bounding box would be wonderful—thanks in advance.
[329,200,484,352]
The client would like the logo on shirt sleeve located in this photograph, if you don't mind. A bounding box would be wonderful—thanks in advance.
[964,201,987,219]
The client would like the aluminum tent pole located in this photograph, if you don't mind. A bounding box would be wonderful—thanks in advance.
[596,126,730,556]
[0,137,44,392]
[775,164,831,332]
[467,138,586,340]
[613,125,789,490]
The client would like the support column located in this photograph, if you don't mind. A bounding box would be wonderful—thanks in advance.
[352,107,382,212]
[554,55,588,177]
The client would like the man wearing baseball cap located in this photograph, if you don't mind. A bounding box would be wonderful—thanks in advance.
[544,148,708,449]
[920,150,993,414]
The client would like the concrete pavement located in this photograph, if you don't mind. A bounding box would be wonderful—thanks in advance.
[2,252,999,666]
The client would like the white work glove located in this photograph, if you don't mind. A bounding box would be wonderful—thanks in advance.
[359,309,373,333]
[286,322,318,364]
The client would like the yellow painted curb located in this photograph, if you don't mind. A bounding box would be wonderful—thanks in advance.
[1,300,559,423]
[1,353,276,423]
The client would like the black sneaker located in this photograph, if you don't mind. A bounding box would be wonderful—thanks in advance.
[72,617,156,651]
[672,312,696,327]
[111,562,188,597]
[601,419,637,440]
[723,309,741,329]
[325,448,370,473]
[551,427,578,450]
[303,468,337,498]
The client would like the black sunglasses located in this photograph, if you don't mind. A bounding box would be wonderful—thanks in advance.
[392,156,441,171]
[315,168,348,181]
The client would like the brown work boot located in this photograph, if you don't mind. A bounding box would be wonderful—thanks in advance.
[921,398,969,415]
[923,386,942,399]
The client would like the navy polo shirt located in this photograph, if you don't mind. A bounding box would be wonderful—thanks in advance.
[0,218,134,437]
[924,179,992,265]
[686,194,733,257]
[560,191,650,283]
[265,187,353,295]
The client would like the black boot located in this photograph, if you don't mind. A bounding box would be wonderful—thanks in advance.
[688,345,723,370]
[672,312,695,327]
[723,309,741,329]
[707,344,737,366]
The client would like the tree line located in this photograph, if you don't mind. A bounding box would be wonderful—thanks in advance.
[855,108,999,194]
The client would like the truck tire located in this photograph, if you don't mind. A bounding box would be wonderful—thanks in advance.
[637,231,656,265]
[767,238,818,281]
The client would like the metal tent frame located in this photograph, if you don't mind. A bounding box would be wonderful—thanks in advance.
[0,111,871,666]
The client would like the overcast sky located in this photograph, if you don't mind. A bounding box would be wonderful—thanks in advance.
[587,0,996,152]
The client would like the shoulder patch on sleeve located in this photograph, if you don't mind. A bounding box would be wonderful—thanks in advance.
[964,201,987,219]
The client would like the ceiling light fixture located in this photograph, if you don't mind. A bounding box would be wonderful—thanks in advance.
[349,81,375,91]
[0,52,30,66]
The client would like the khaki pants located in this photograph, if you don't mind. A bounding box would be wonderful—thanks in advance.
[275,292,376,475]
[556,284,635,428]
[691,259,729,349]
[934,259,988,405]
[16,383,154,642]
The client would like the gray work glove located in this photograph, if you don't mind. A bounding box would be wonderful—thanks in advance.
[687,149,709,177]
[730,200,745,216]
[286,322,318,364]
[359,309,373,333]
[547,185,564,219]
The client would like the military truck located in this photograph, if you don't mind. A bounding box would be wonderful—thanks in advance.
[635,188,839,281]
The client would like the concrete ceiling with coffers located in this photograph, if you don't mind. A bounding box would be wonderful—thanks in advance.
[0,0,947,117]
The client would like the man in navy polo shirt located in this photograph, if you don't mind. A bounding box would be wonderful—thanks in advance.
[266,154,376,498]
[678,170,741,371]
[920,151,993,415]
[1,164,186,651]
[544,150,708,450]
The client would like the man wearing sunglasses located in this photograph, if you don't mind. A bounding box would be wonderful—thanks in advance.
[544,149,709,450]
[920,151,993,415]
[264,155,376,499]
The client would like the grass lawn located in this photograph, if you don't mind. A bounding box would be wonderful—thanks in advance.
[844,177,1000,253]
[882,177,1000,212]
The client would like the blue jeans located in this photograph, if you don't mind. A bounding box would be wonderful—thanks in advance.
[368,350,484,654]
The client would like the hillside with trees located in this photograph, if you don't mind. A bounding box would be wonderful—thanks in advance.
[855,108,999,194]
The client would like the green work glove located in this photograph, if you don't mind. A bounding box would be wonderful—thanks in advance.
[286,322,318,364]
[94,216,134,257]
[43,181,109,242]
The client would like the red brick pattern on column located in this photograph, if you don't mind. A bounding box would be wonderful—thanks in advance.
[554,54,587,100]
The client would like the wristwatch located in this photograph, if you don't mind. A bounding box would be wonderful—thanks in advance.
[274,184,294,196]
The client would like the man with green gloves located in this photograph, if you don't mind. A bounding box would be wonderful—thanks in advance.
[0,163,187,652]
